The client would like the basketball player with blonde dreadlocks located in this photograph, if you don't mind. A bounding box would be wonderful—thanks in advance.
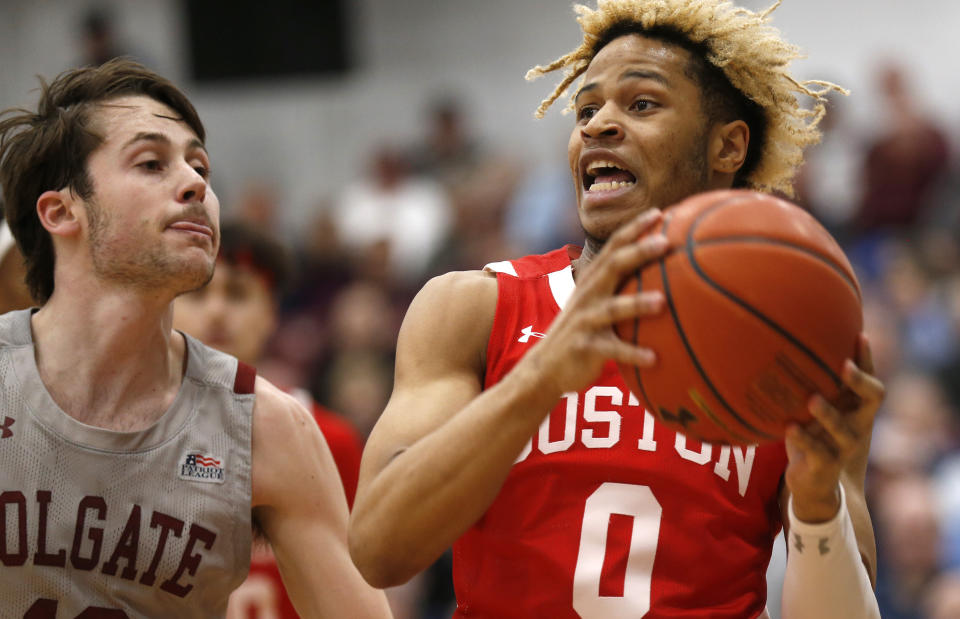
[350,1,882,616]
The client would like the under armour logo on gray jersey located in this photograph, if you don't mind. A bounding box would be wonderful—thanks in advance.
[1,416,14,439]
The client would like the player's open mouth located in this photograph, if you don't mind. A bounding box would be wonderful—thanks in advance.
[583,159,637,192]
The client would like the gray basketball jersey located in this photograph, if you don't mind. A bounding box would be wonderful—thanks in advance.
[0,310,254,618]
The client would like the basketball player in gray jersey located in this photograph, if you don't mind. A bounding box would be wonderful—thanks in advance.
[0,59,392,618]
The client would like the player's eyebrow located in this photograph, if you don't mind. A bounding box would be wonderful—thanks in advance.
[122,131,206,154]
[619,69,671,88]
[574,69,672,104]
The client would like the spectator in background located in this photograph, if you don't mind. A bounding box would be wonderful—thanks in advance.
[235,180,284,237]
[173,221,365,619]
[860,292,904,383]
[794,91,863,243]
[408,96,522,275]
[872,475,943,619]
[309,280,399,438]
[934,454,960,573]
[282,205,352,313]
[855,62,950,232]
[0,214,32,313]
[923,570,960,619]
[503,132,581,255]
[869,372,957,477]
[878,239,957,371]
[936,273,960,409]
[79,7,125,66]
[333,145,451,286]
[409,97,483,187]
[76,6,150,68]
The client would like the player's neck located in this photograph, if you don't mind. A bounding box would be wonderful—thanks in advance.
[571,236,604,283]
[30,287,185,431]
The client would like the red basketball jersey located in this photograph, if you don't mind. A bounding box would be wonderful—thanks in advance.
[454,250,787,618]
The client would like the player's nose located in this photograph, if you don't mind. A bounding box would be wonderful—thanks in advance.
[177,162,207,204]
[580,103,624,141]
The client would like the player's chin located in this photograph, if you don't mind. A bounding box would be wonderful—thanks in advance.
[579,199,652,240]
[174,258,216,294]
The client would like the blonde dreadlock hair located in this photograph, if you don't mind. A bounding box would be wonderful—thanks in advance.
[526,0,847,195]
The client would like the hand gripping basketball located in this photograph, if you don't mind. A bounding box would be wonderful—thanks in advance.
[614,190,863,446]
[523,208,668,399]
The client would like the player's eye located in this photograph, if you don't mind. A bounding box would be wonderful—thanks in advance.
[193,165,211,179]
[576,106,598,123]
[138,159,164,172]
[630,99,655,112]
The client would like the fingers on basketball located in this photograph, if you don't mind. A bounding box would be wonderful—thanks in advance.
[613,189,863,446]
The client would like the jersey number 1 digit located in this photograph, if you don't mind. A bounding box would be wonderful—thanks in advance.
[572,482,662,619]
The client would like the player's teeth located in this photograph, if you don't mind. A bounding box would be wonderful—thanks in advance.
[588,180,635,192]
[586,160,623,175]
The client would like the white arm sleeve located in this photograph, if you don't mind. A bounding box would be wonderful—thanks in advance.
[781,483,879,619]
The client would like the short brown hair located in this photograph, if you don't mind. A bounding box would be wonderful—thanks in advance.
[0,58,205,303]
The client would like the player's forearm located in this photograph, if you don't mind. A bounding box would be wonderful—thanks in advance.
[350,364,561,588]
[274,527,392,618]
[781,484,879,619]
[288,560,393,618]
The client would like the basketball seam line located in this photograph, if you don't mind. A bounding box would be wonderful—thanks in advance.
[686,205,846,391]
[631,269,654,422]
[658,213,770,443]
[688,236,861,301]
[659,254,768,443]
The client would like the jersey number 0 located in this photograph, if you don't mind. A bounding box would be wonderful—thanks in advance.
[573,483,662,618]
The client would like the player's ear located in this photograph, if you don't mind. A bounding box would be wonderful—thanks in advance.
[709,119,749,176]
[36,189,82,238]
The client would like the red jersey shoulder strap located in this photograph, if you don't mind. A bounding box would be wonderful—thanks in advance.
[233,361,257,395]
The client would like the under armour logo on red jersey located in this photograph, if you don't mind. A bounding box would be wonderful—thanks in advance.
[518,325,546,343]
[0,416,14,439]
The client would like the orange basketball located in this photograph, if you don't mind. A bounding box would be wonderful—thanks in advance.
[614,189,862,445]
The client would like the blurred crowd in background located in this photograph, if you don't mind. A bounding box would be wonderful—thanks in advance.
[4,5,960,619]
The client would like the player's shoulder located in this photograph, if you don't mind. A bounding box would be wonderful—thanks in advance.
[396,270,499,372]
[254,377,314,427]
[420,268,497,296]
[250,376,337,510]
[407,269,498,324]
[484,245,578,279]
[251,377,326,459]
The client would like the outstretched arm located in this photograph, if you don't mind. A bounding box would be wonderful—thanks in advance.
[349,209,668,588]
[779,335,883,618]
[251,378,392,618]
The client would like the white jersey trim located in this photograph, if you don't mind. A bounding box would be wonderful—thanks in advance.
[0,220,14,260]
[548,265,575,310]
[483,260,518,277]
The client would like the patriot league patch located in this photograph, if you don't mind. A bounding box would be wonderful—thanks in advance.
[179,452,225,483]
